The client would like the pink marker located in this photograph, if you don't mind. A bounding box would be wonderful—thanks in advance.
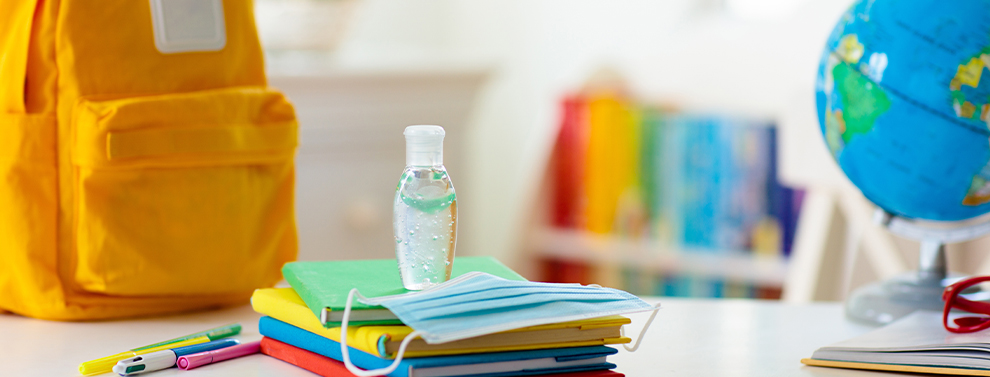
[176,340,260,370]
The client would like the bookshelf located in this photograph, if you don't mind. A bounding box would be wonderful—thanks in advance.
[524,87,801,299]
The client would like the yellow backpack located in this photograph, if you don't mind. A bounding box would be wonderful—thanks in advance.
[0,0,298,320]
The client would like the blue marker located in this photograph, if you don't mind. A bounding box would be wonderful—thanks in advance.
[112,339,239,375]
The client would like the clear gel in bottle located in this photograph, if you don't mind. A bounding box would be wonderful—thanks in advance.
[394,125,457,290]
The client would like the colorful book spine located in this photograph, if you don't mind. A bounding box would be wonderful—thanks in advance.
[640,108,665,234]
[582,95,639,235]
[552,96,587,229]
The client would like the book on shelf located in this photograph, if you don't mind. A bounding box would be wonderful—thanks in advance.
[582,94,640,236]
[803,310,990,375]
[259,317,620,377]
[659,115,783,253]
[551,95,586,229]
[281,256,525,327]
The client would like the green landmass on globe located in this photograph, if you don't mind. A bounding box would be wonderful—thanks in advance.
[822,35,891,157]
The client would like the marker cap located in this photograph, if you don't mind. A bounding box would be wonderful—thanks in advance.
[177,353,214,370]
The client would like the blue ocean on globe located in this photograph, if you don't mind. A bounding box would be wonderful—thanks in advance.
[816,0,990,221]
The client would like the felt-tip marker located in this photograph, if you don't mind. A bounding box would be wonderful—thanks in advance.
[177,340,261,370]
[112,339,239,376]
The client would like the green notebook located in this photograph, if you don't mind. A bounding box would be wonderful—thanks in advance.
[282,256,526,327]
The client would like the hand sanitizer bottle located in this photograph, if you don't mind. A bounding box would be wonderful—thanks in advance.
[394,125,457,290]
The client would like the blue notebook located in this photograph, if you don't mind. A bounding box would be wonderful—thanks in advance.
[259,316,618,377]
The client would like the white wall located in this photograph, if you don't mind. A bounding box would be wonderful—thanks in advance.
[313,0,852,268]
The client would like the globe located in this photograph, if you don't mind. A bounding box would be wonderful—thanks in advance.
[816,0,990,221]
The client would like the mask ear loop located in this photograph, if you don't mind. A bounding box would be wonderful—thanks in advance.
[621,302,661,352]
[340,288,425,377]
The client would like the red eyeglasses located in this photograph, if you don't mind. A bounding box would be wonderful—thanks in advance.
[943,276,990,333]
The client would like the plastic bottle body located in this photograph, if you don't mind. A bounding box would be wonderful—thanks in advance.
[393,166,457,290]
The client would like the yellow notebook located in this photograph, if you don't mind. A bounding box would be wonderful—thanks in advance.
[802,359,990,376]
[251,287,632,358]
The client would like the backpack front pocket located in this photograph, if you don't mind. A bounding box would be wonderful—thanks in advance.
[71,87,298,296]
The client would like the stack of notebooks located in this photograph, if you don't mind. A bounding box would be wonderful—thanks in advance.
[252,256,630,377]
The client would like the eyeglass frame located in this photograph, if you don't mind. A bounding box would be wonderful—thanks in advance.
[943,276,990,333]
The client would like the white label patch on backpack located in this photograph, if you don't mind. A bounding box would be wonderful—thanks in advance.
[149,0,227,54]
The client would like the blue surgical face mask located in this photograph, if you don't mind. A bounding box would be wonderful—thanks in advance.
[338,272,661,377]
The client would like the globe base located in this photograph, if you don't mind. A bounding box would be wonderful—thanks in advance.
[846,210,990,325]
[845,272,980,326]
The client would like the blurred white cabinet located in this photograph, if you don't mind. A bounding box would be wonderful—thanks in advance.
[270,71,488,261]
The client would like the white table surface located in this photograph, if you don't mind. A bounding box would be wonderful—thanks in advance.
[0,298,910,377]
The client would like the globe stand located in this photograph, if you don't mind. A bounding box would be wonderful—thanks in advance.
[845,210,990,326]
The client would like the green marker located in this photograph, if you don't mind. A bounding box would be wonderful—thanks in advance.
[132,323,241,351]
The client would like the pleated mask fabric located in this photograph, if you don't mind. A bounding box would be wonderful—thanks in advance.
[338,271,661,377]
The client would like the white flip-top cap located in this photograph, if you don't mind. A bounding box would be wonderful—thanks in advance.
[404,125,445,166]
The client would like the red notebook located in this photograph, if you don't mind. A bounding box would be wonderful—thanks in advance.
[261,337,384,377]
[260,337,625,377]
